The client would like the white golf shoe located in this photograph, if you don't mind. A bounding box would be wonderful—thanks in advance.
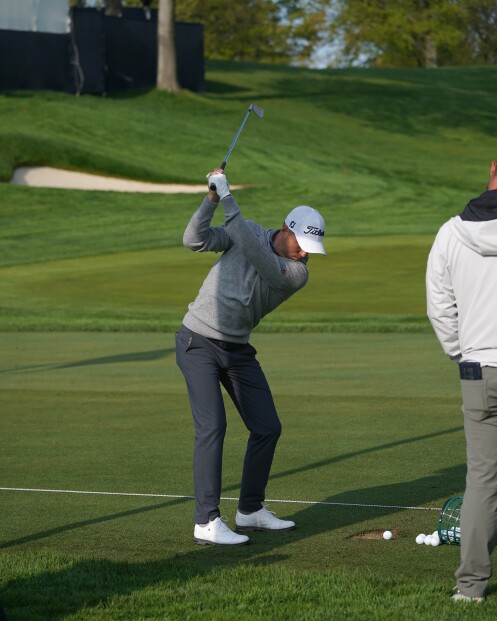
[236,506,296,532]
[452,588,485,604]
[194,517,249,546]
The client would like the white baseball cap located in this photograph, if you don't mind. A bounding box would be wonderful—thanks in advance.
[285,206,326,255]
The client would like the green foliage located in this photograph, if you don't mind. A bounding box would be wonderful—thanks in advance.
[67,1,497,69]
[330,0,497,68]
[465,0,497,64]
[175,0,327,64]
[331,0,467,68]
[274,0,329,64]
[176,0,290,62]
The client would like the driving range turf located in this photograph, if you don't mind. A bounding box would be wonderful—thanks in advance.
[2,60,497,619]
[0,332,474,620]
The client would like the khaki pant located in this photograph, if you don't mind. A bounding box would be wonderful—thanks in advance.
[456,366,497,598]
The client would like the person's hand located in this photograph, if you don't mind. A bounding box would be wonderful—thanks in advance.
[206,169,231,201]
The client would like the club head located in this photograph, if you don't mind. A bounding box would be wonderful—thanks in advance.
[249,104,264,119]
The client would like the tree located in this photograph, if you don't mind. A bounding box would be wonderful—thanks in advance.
[118,0,328,66]
[175,0,287,62]
[276,0,329,65]
[124,0,178,90]
[465,0,497,64]
[157,0,179,91]
[175,0,327,64]
[330,0,467,68]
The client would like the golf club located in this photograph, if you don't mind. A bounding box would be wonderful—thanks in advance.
[209,103,264,191]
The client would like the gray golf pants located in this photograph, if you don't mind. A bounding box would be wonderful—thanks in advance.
[456,366,497,598]
[175,325,282,525]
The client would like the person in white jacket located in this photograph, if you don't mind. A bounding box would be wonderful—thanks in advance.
[427,160,497,603]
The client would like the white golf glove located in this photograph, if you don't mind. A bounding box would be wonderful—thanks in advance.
[207,173,231,200]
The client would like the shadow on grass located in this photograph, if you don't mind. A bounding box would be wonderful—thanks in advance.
[0,348,175,374]
[214,67,497,138]
[0,425,464,552]
[1,419,468,619]
[205,80,251,95]
[266,425,463,486]
[0,497,188,551]
[1,462,467,620]
[53,348,176,369]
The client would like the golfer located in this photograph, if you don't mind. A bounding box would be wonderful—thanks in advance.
[427,160,497,602]
[176,168,326,545]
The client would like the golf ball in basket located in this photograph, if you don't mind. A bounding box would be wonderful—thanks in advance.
[416,533,426,544]
[383,530,393,540]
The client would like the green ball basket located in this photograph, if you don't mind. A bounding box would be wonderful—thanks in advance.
[438,495,462,545]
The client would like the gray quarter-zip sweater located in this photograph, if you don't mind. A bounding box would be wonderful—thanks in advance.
[182,195,309,343]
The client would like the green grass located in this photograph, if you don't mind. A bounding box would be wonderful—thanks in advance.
[0,235,430,332]
[2,61,497,618]
[3,65,497,236]
[2,62,497,332]
[2,331,492,620]
[2,557,485,621]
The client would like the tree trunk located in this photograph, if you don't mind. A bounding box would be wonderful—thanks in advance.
[424,36,438,68]
[157,0,179,91]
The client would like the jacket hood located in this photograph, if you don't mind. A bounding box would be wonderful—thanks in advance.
[448,189,497,257]
[449,216,497,257]
[460,189,497,222]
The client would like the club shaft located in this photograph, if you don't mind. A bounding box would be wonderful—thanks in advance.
[209,105,262,191]
[222,110,251,166]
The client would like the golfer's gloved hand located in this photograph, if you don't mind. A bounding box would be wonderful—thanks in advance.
[207,173,231,200]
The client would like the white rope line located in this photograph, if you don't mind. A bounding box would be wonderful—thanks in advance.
[0,487,442,511]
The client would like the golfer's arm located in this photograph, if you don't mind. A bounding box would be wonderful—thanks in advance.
[183,197,232,252]
[221,196,307,291]
[426,238,461,360]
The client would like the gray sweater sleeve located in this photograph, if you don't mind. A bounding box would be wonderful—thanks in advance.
[181,194,309,342]
[221,195,308,293]
[183,196,233,253]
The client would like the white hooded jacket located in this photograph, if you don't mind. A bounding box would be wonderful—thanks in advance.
[426,194,497,366]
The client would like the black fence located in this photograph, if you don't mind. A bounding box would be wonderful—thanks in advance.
[0,7,205,94]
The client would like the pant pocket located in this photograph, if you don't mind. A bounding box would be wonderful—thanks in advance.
[461,379,489,422]
[176,326,195,352]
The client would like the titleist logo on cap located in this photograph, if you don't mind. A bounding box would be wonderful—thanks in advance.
[304,225,324,237]
[289,220,324,237]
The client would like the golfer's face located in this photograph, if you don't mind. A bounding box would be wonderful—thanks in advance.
[285,230,307,261]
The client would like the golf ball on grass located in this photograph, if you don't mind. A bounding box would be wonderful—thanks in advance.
[416,532,442,546]
[383,530,393,540]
